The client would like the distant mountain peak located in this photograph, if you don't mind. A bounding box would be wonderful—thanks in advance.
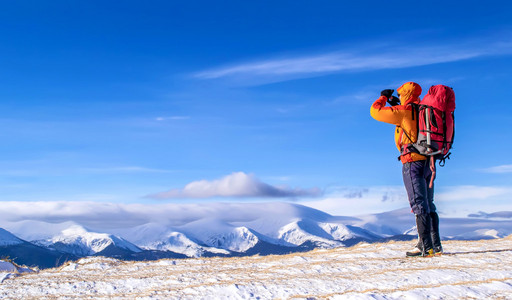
[278,219,343,248]
[39,225,141,256]
[203,226,260,253]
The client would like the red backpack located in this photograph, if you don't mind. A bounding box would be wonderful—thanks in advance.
[406,85,456,166]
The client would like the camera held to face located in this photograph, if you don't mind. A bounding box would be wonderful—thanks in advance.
[380,89,400,106]
[387,96,400,106]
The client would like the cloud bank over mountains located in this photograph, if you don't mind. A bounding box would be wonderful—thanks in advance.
[147,172,322,199]
[0,201,330,230]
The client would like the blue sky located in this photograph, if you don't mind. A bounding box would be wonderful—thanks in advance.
[0,1,511,217]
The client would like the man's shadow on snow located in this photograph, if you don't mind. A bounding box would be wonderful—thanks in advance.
[444,248,512,256]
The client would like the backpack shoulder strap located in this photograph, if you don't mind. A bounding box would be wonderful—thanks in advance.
[397,103,420,159]
[401,103,419,142]
[409,103,419,121]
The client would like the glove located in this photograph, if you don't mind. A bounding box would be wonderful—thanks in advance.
[380,89,394,99]
[387,96,400,106]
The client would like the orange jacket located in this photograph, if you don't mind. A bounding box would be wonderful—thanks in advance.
[370,82,427,163]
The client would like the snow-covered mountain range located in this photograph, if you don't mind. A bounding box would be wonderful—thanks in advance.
[1,202,511,268]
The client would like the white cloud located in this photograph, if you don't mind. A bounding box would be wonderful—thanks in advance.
[481,164,512,174]
[147,172,322,199]
[194,37,512,83]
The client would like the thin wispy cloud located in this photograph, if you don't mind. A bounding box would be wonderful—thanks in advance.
[481,164,512,174]
[155,116,191,122]
[194,37,512,84]
[81,166,175,174]
[325,91,375,105]
[147,172,322,199]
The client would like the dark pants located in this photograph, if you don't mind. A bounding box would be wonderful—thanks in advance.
[402,160,441,251]
[402,160,435,215]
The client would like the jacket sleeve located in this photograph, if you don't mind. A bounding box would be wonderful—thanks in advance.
[370,96,404,126]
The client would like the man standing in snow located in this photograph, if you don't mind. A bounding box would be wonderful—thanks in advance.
[370,82,442,257]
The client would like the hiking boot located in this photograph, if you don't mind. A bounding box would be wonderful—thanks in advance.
[434,246,443,256]
[422,248,434,257]
[421,249,434,257]
[406,246,423,257]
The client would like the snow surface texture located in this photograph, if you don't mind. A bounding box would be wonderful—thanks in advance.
[0,260,35,283]
[1,237,511,299]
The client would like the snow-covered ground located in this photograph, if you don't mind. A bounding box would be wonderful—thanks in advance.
[0,260,35,284]
[2,236,511,299]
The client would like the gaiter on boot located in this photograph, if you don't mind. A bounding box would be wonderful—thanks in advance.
[415,214,433,254]
[430,212,442,249]
[415,237,423,251]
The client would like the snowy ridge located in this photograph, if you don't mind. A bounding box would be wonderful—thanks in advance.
[139,231,229,257]
[278,219,343,248]
[0,228,24,247]
[179,219,260,253]
[319,222,381,242]
[35,225,141,256]
[205,226,259,253]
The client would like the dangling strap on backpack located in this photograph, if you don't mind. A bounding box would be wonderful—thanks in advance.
[429,156,436,188]
[438,152,451,167]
